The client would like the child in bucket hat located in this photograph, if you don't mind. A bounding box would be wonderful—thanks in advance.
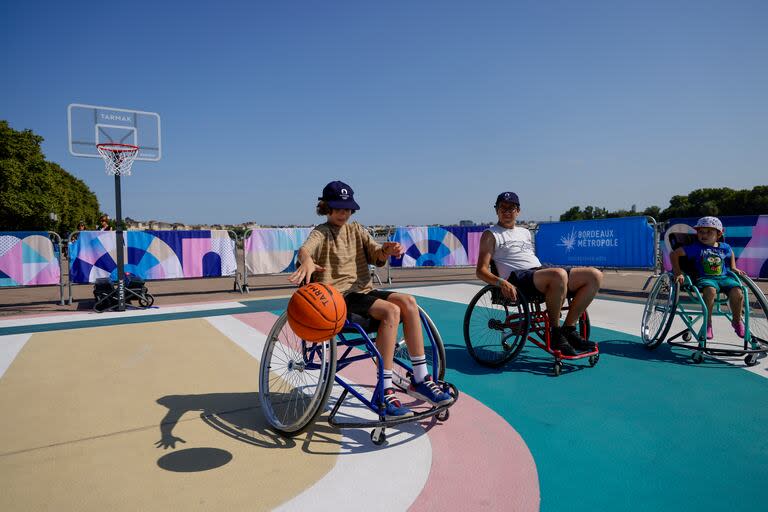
[670,216,746,339]
[289,181,454,417]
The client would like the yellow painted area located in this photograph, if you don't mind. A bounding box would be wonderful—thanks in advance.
[0,319,340,511]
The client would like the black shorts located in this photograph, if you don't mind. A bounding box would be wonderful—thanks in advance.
[344,289,395,318]
[506,265,572,299]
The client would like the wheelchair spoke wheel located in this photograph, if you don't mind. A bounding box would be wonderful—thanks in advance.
[259,311,336,436]
[393,306,446,387]
[464,285,530,367]
[641,273,677,349]
[739,274,768,349]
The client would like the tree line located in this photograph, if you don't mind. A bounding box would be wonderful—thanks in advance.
[0,120,101,233]
[560,186,768,222]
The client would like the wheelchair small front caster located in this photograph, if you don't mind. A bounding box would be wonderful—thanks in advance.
[682,331,692,342]
[553,361,562,377]
[588,354,599,367]
[745,354,758,367]
[436,409,450,422]
[371,427,387,446]
[691,352,704,364]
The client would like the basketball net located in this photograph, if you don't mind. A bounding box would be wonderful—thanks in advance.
[97,143,139,176]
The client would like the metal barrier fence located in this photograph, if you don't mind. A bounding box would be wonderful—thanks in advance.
[66,229,240,303]
[0,231,65,305]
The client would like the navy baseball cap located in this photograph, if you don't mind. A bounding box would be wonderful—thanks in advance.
[495,191,520,207]
[318,181,360,210]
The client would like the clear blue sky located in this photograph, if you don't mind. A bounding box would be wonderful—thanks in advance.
[2,1,766,226]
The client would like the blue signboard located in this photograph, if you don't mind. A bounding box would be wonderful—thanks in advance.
[535,217,655,268]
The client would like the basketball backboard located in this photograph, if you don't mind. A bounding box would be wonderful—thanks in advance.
[67,103,161,161]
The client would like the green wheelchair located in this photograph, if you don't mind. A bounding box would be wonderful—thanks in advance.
[641,233,768,365]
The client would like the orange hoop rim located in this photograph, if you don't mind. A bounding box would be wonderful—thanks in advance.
[96,143,139,153]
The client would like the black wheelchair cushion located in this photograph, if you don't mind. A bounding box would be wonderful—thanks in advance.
[342,312,381,334]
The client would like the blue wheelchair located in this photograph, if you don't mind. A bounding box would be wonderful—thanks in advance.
[258,306,458,445]
[641,233,768,365]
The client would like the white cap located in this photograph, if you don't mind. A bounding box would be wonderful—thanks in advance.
[694,216,723,232]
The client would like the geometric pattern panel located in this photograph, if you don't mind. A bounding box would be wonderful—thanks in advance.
[244,228,313,275]
[68,230,237,284]
[389,226,490,268]
[0,232,61,287]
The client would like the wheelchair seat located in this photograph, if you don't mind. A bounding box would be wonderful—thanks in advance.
[342,311,381,334]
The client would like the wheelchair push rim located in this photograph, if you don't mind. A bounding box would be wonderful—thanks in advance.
[258,311,337,436]
[641,273,677,349]
[464,284,530,367]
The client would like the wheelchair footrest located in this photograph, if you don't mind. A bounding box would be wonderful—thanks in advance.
[327,381,459,430]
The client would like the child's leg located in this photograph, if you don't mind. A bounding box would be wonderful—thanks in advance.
[701,286,716,323]
[368,299,401,371]
[727,287,744,323]
[385,292,425,358]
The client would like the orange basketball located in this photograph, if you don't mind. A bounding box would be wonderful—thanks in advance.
[287,283,347,342]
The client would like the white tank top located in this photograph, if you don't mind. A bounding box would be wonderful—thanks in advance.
[488,224,541,279]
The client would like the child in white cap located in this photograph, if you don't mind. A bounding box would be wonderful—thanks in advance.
[670,216,746,339]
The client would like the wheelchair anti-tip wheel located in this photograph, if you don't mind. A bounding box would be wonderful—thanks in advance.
[371,427,387,446]
[258,311,337,436]
[641,273,678,349]
[464,285,530,367]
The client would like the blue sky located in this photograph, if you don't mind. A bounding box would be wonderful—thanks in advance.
[2,1,766,226]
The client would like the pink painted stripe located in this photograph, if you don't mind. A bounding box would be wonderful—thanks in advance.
[232,311,540,511]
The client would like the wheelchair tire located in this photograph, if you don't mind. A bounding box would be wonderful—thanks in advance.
[641,273,678,349]
[258,311,337,437]
[464,285,530,367]
[738,274,768,349]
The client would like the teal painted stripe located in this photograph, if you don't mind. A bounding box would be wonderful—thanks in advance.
[726,226,753,238]
[416,296,768,512]
[0,298,289,336]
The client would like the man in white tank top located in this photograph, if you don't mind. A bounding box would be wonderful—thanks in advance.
[475,192,603,355]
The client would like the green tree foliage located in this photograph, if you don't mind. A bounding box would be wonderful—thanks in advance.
[0,120,100,233]
[559,186,767,222]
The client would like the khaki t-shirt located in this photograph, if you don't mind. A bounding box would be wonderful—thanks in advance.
[302,222,384,294]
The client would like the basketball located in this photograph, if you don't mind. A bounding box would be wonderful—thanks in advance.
[287,283,347,342]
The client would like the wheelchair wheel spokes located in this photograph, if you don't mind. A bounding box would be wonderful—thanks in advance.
[393,305,447,388]
[259,312,336,436]
[641,273,677,349]
[464,285,529,367]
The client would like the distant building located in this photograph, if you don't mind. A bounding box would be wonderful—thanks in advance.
[459,219,475,226]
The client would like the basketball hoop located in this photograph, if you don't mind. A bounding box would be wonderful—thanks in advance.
[97,143,139,176]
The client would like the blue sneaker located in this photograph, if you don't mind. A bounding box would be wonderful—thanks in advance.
[408,375,453,406]
[378,387,413,418]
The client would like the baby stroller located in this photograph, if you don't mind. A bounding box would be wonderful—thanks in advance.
[93,274,155,312]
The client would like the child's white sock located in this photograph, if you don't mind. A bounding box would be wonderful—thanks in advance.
[411,355,428,383]
[382,369,393,390]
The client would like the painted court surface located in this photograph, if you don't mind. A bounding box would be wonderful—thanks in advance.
[1,283,766,511]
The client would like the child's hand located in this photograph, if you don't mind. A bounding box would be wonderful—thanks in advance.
[733,268,746,276]
[382,241,404,258]
[289,262,325,286]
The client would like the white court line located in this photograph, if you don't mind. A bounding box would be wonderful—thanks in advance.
[205,315,432,512]
[0,301,247,329]
[0,334,32,378]
[390,283,768,379]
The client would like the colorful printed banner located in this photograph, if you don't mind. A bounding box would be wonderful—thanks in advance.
[69,230,237,284]
[389,226,490,268]
[0,232,61,287]
[535,217,655,268]
[662,215,768,279]
[244,228,312,275]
